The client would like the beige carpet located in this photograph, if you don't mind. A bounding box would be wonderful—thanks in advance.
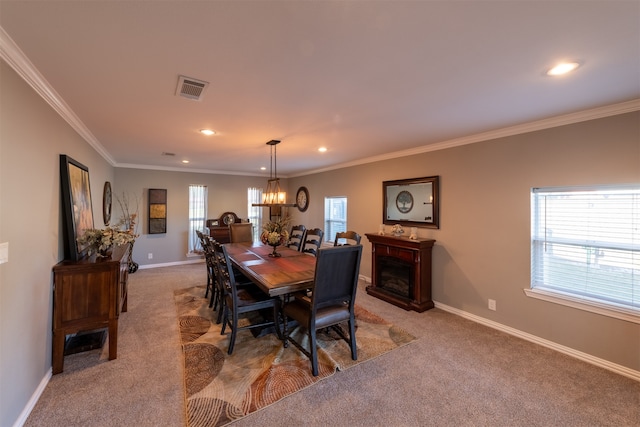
[174,286,415,427]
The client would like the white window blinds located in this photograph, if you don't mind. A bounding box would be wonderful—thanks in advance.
[531,185,639,312]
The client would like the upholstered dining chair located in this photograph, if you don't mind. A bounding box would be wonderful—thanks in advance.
[282,244,363,376]
[229,222,253,243]
[334,230,361,246]
[302,228,324,256]
[286,225,307,251]
[216,242,282,354]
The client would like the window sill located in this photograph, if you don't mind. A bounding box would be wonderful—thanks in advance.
[524,287,639,325]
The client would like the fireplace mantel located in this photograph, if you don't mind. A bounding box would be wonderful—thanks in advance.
[365,233,435,312]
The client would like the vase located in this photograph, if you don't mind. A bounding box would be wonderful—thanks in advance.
[128,241,139,273]
[97,247,113,258]
[268,243,282,258]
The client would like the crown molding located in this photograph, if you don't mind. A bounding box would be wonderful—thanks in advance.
[3,24,637,176]
[0,25,116,165]
[294,99,640,177]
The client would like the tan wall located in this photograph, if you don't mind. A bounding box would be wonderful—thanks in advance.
[0,61,114,426]
[287,111,640,372]
[113,168,273,265]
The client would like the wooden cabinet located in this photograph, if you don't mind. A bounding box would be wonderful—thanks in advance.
[52,244,129,374]
[365,234,435,312]
[206,211,241,243]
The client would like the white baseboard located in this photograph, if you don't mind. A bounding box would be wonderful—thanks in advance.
[138,258,204,270]
[434,301,640,382]
[13,368,51,427]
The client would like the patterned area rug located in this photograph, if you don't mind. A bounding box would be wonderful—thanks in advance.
[174,286,415,427]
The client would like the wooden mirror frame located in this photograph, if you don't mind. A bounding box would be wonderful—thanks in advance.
[383,176,439,229]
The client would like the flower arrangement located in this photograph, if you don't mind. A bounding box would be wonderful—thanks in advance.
[77,218,138,257]
[260,216,291,247]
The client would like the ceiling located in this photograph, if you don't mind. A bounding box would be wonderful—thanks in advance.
[1,1,638,177]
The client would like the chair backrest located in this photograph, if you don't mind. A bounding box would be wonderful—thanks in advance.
[334,230,361,246]
[229,223,253,243]
[311,245,363,311]
[302,228,324,256]
[212,241,234,294]
[287,225,307,251]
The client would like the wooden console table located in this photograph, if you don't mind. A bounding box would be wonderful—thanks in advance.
[365,234,435,312]
[52,244,130,374]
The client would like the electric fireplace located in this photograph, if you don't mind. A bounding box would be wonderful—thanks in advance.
[365,234,435,312]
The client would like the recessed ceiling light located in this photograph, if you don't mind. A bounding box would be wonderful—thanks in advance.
[318,147,327,153]
[200,129,215,136]
[182,160,189,164]
[546,62,580,76]
[260,166,267,171]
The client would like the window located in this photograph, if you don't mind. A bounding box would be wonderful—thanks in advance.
[188,185,208,254]
[324,197,347,243]
[248,187,263,242]
[529,185,639,323]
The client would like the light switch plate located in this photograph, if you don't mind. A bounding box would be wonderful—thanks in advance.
[0,242,8,264]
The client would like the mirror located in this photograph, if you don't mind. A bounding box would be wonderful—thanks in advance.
[383,176,439,229]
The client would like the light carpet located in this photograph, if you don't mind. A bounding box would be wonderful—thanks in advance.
[174,286,415,427]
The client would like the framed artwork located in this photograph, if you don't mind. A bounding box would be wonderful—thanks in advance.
[148,188,167,234]
[383,176,439,229]
[60,155,94,260]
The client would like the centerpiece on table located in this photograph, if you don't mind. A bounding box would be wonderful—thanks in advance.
[77,218,138,258]
[260,216,291,258]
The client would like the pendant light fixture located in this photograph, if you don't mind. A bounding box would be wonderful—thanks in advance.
[252,140,296,208]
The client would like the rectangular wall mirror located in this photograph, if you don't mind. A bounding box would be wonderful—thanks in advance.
[383,176,439,229]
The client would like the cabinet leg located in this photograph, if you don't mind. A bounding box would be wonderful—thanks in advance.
[52,330,65,374]
[108,320,118,360]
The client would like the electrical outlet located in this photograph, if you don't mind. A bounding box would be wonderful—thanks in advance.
[148,253,153,259]
[0,242,8,264]
[488,299,497,311]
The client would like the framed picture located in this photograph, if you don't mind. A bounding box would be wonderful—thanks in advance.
[60,155,94,260]
[148,188,167,234]
[383,176,439,229]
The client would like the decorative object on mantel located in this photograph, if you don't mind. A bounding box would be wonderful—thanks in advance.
[76,219,137,257]
[410,227,418,240]
[391,224,404,237]
[252,140,297,210]
[260,215,291,257]
[378,224,385,235]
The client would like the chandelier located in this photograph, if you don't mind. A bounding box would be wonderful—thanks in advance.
[252,140,296,208]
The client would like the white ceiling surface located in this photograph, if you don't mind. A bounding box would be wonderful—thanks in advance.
[1,1,639,176]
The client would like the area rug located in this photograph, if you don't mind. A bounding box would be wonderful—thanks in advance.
[174,286,415,427]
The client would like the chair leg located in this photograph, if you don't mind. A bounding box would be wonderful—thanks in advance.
[220,306,228,335]
[349,318,357,361]
[310,328,318,376]
[228,311,238,355]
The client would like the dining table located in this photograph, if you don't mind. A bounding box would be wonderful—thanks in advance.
[224,242,317,297]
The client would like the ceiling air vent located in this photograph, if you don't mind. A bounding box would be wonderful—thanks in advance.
[161,152,176,157]
[175,75,209,101]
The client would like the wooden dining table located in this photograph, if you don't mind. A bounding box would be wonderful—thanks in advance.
[224,242,317,297]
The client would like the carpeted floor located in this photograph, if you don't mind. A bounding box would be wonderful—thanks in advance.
[23,264,640,427]
[174,286,415,427]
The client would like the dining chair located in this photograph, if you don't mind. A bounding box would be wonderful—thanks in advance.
[334,230,361,246]
[302,228,324,256]
[196,230,216,302]
[200,234,221,309]
[229,222,253,243]
[286,225,307,251]
[282,244,363,376]
[216,242,282,354]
